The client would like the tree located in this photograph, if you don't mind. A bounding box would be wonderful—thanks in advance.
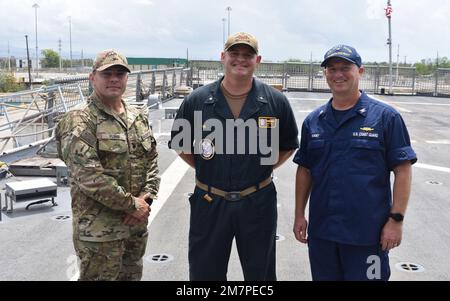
[0,73,24,92]
[41,49,60,68]
[437,56,450,68]
[414,57,450,75]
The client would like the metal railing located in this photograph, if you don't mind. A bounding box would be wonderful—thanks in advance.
[49,67,191,102]
[190,60,450,97]
[0,84,85,153]
[0,67,192,155]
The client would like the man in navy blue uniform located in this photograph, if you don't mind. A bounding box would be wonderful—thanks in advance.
[293,45,417,281]
[170,32,299,280]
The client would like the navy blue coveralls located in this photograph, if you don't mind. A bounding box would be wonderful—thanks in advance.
[293,92,417,280]
[170,77,299,280]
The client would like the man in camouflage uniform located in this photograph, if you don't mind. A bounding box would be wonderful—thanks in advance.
[55,49,160,281]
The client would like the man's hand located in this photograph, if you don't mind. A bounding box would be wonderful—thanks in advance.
[380,219,403,251]
[293,215,308,244]
[123,193,151,225]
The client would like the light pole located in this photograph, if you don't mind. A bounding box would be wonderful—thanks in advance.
[32,3,39,77]
[25,35,33,89]
[222,18,226,45]
[396,44,400,82]
[58,38,62,71]
[385,0,393,94]
[68,16,73,68]
[7,40,11,72]
[226,6,232,37]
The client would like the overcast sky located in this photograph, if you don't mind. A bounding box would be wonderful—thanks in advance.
[1,0,449,64]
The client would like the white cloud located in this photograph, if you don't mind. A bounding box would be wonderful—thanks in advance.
[0,0,448,63]
[134,0,154,6]
[366,0,385,20]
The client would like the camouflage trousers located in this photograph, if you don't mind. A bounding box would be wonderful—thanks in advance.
[73,229,148,281]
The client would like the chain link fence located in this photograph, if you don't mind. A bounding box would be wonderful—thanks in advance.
[189,60,450,97]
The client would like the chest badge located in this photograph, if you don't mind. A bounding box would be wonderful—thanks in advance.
[258,117,277,128]
[199,138,215,160]
[353,127,379,138]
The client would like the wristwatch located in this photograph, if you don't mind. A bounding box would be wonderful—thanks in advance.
[389,212,404,222]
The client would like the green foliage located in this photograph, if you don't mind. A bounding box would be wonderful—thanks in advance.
[61,58,94,68]
[41,49,60,68]
[0,73,24,92]
[414,57,450,75]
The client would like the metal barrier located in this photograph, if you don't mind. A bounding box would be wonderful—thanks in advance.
[0,84,84,153]
[435,69,450,97]
[189,60,450,97]
[0,67,192,154]
[49,67,191,102]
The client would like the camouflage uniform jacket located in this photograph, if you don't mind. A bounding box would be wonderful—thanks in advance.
[56,92,160,242]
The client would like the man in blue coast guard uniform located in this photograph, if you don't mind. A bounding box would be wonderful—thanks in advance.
[170,32,299,280]
[293,45,417,280]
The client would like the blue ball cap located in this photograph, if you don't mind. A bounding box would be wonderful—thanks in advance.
[321,45,362,67]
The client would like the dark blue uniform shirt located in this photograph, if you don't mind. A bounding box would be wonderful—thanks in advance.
[293,92,417,246]
[171,77,299,191]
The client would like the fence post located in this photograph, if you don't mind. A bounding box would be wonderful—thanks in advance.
[434,69,439,97]
[197,68,200,87]
[412,68,416,95]
[372,66,378,94]
[136,72,142,102]
[172,69,176,96]
[375,65,380,94]
[47,79,55,137]
[308,62,313,92]
[151,71,156,94]
[282,63,287,90]
[180,69,185,86]
[162,71,167,100]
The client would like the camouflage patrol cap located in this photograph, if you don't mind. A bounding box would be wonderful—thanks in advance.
[93,49,131,72]
[224,32,259,54]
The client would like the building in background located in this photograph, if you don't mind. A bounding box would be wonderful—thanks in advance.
[127,57,187,71]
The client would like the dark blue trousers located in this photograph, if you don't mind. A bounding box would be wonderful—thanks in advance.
[308,237,391,281]
[188,183,277,281]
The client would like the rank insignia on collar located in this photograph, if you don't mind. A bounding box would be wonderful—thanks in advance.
[258,117,277,128]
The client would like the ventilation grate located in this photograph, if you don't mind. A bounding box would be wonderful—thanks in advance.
[145,254,174,264]
[395,262,425,273]
[51,215,72,221]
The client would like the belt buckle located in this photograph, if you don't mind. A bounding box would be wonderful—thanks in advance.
[224,191,241,201]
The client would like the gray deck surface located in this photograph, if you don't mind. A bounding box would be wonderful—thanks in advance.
[1,92,449,281]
